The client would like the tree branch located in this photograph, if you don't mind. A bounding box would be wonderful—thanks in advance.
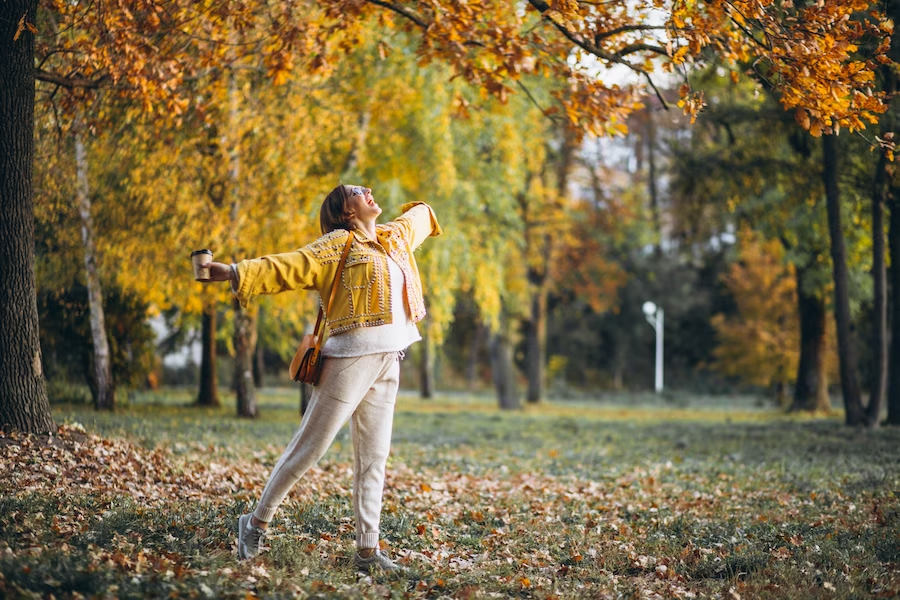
[642,71,670,110]
[34,68,107,89]
[613,43,667,59]
[595,24,667,42]
[526,0,657,76]
[365,0,429,29]
[516,80,563,123]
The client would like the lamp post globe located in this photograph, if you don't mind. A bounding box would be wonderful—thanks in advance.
[642,301,657,317]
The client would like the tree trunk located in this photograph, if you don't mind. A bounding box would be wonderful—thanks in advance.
[419,329,434,399]
[888,175,900,425]
[823,133,865,425]
[223,64,258,417]
[647,109,663,257]
[196,303,220,407]
[774,381,788,407]
[869,151,888,426]
[790,268,830,412]
[0,0,55,433]
[465,320,486,388]
[525,286,547,403]
[342,111,371,176]
[233,299,258,418]
[299,382,312,416]
[881,4,899,425]
[490,325,519,410]
[253,306,264,388]
[74,118,115,411]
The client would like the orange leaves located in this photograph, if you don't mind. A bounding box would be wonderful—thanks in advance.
[709,227,800,389]
[13,13,37,42]
[670,0,891,134]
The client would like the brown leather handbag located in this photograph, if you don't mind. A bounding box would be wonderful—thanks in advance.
[289,232,354,385]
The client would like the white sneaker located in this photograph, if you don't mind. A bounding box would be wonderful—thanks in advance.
[354,549,407,573]
[237,513,266,560]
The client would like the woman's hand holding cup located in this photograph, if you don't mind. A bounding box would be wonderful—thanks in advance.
[191,249,235,282]
[202,262,236,282]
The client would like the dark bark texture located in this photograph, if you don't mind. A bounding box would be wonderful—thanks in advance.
[253,307,264,388]
[870,151,888,425]
[0,0,55,433]
[823,134,865,425]
[419,329,434,399]
[490,327,519,410]
[299,382,312,416]
[196,306,220,407]
[790,268,830,412]
[888,176,900,425]
[465,321,486,387]
[232,300,258,418]
[525,285,547,403]
[883,0,900,426]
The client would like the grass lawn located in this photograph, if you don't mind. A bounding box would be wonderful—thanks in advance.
[1,388,898,599]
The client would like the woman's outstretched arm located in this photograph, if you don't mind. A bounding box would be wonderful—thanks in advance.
[392,202,442,251]
[202,246,321,309]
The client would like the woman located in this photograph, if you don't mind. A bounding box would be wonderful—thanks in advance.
[203,184,441,570]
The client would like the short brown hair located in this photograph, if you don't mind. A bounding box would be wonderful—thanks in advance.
[319,184,351,234]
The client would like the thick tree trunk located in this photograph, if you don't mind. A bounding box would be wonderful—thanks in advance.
[888,176,900,425]
[419,329,434,399]
[791,268,830,412]
[74,119,115,411]
[881,5,899,425]
[490,326,519,410]
[233,299,258,418]
[0,0,55,433]
[823,134,865,425]
[869,151,888,426]
[525,286,547,403]
[196,304,220,407]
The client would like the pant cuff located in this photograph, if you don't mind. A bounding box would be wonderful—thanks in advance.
[253,504,277,524]
[357,532,379,549]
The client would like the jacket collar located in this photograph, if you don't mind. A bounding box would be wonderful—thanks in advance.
[349,228,376,243]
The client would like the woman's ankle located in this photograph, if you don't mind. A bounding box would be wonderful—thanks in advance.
[358,547,376,558]
[250,515,268,529]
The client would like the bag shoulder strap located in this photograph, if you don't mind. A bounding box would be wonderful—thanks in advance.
[311,231,355,350]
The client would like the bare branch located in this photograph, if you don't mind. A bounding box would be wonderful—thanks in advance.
[366,0,429,29]
[595,24,667,42]
[526,0,656,77]
[642,71,670,110]
[613,43,667,59]
[515,80,563,124]
[34,68,107,89]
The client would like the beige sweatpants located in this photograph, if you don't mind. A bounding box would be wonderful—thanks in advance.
[252,351,400,549]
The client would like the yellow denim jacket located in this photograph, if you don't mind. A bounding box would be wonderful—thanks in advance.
[234,202,442,334]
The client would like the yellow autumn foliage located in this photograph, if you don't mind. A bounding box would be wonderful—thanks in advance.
[710,227,799,389]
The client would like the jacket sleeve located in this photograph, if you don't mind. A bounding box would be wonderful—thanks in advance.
[394,202,443,251]
[233,245,320,309]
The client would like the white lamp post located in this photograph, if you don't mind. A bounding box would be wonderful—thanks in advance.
[642,301,664,393]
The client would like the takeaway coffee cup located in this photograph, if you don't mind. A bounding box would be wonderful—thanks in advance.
[191,249,213,281]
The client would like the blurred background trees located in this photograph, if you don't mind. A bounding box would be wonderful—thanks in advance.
[3,0,897,429]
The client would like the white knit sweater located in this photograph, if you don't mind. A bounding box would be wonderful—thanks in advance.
[321,255,421,357]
